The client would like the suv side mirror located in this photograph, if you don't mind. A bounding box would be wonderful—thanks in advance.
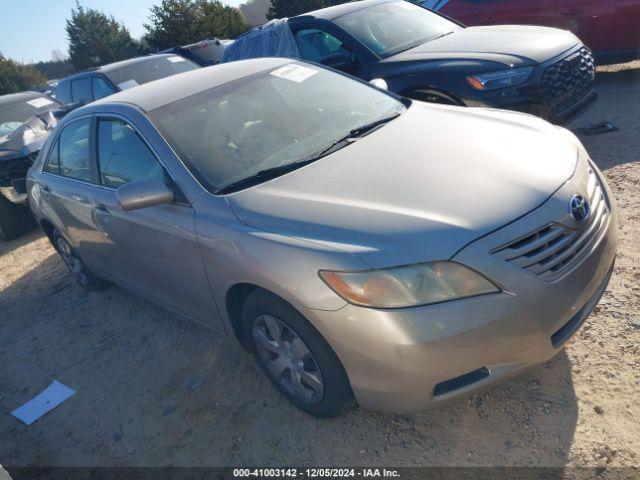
[52,102,83,120]
[116,180,174,211]
[320,51,354,69]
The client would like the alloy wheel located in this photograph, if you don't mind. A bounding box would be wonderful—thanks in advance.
[252,314,325,404]
[56,236,89,287]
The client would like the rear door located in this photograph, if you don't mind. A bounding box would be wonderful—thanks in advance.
[88,115,220,327]
[613,0,640,55]
[38,116,105,267]
[554,0,622,53]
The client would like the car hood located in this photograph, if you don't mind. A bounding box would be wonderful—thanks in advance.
[386,25,580,66]
[227,103,579,269]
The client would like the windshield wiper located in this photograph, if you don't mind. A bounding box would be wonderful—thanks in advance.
[310,112,402,158]
[216,113,401,195]
[216,158,321,195]
[430,31,456,41]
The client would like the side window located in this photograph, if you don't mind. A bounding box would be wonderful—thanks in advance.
[54,81,72,104]
[92,76,116,100]
[58,118,92,182]
[71,77,92,104]
[97,119,166,189]
[294,29,354,64]
[44,139,61,174]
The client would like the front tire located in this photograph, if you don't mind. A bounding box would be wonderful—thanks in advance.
[241,289,355,417]
[53,229,105,291]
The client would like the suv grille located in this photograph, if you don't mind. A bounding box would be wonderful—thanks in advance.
[542,47,595,116]
[492,169,609,282]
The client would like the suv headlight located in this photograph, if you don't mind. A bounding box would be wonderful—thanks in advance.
[319,261,500,309]
[467,67,534,91]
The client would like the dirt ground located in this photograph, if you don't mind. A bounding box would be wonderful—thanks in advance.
[0,62,638,472]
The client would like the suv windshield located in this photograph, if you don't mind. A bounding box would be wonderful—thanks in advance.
[105,55,199,90]
[334,1,459,59]
[150,62,406,194]
[0,96,59,136]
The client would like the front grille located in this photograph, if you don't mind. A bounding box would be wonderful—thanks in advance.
[492,169,609,282]
[542,47,595,115]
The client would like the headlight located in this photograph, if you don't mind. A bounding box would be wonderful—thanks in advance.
[467,67,534,91]
[319,261,500,309]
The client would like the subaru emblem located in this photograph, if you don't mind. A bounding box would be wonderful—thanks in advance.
[569,194,590,223]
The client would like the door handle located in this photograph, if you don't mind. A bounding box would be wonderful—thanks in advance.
[40,185,51,198]
[95,204,110,215]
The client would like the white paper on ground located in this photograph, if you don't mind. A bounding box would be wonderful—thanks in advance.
[26,97,54,108]
[270,64,318,83]
[118,79,139,90]
[11,381,76,426]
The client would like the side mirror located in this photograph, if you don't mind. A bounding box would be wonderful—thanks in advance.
[320,51,354,69]
[116,180,174,211]
[52,102,83,120]
[369,78,389,91]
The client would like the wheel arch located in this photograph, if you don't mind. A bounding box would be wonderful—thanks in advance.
[40,218,56,244]
[225,282,261,350]
[400,85,466,106]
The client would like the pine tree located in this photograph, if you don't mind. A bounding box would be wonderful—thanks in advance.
[66,2,139,70]
[267,0,352,20]
[144,0,250,51]
[0,55,47,95]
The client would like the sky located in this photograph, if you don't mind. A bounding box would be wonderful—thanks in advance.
[0,0,244,63]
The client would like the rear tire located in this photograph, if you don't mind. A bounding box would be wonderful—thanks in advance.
[53,229,105,291]
[0,194,36,241]
[241,289,355,417]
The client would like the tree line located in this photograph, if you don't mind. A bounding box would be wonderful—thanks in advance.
[1,0,354,94]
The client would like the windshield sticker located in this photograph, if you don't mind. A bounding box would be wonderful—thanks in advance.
[270,64,318,83]
[118,79,139,90]
[168,56,186,63]
[26,97,54,108]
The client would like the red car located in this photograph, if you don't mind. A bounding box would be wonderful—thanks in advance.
[415,0,640,63]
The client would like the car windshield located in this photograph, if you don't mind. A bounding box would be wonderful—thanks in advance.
[150,62,406,194]
[105,55,200,90]
[0,96,59,136]
[334,1,460,59]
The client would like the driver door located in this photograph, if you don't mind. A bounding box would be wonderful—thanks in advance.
[88,115,220,328]
[292,26,366,77]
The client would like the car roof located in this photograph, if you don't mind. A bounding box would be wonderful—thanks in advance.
[0,91,49,106]
[300,0,395,20]
[91,57,291,112]
[59,54,184,82]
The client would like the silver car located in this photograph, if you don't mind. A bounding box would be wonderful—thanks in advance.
[27,58,617,417]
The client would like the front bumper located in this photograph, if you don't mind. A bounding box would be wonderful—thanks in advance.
[303,165,617,414]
